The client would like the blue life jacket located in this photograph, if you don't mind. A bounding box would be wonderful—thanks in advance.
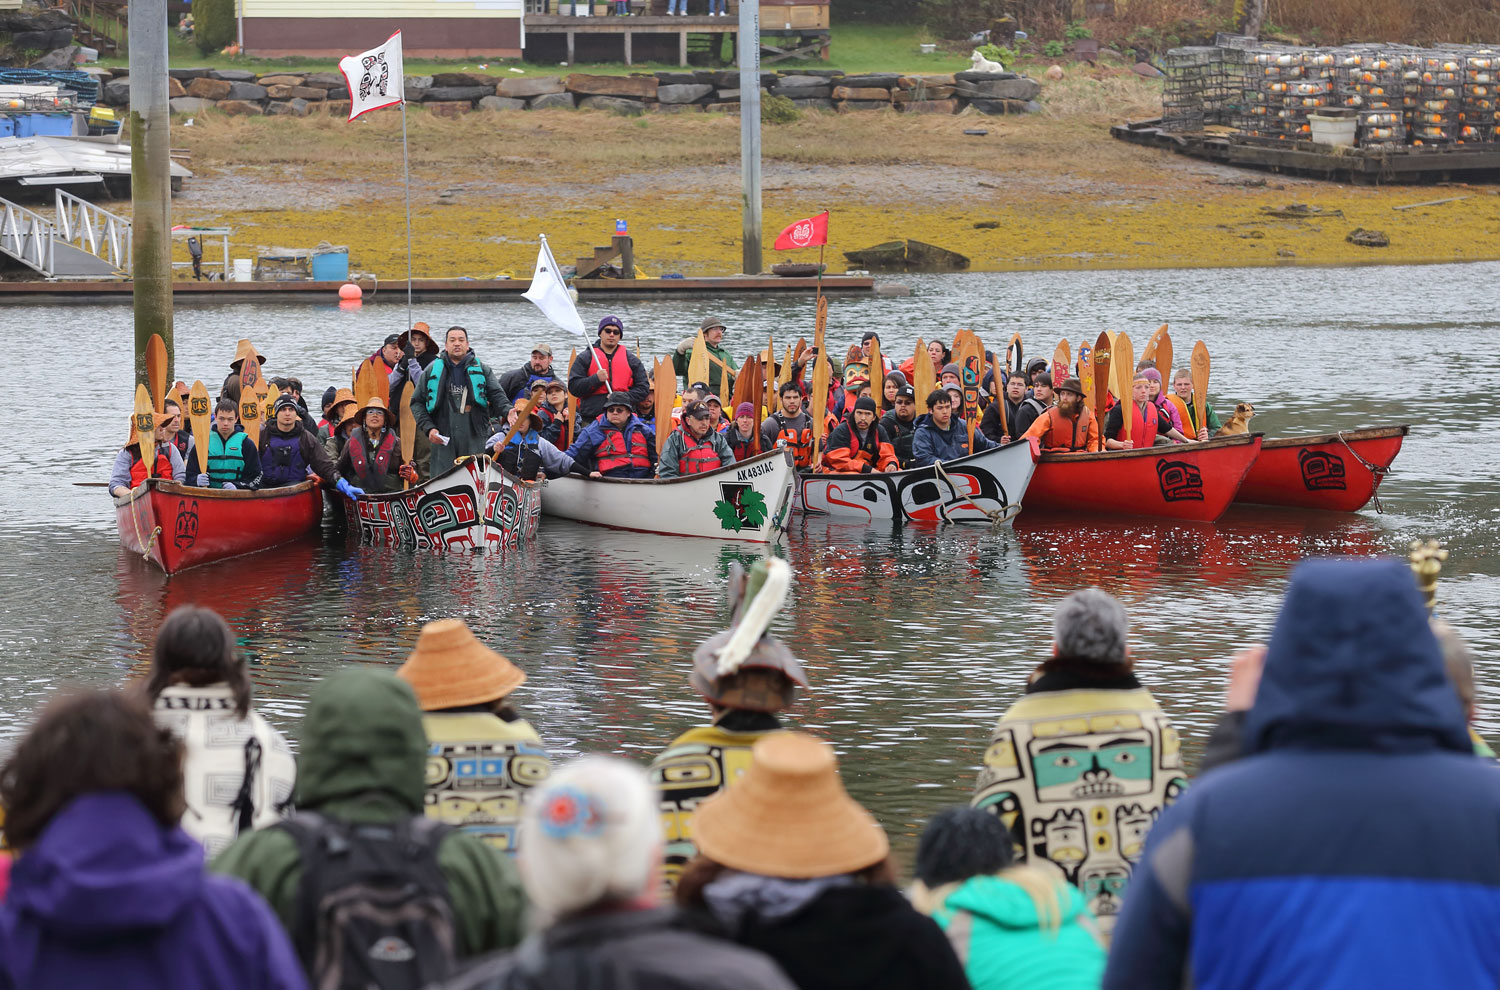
[425,357,490,415]
[207,430,249,488]
[260,428,307,487]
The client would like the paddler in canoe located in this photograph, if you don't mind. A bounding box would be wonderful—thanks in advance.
[260,393,361,501]
[673,315,738,397]
[760,380,816,471]
[659,400,735,479]
[337,395,416,494]
[725,402,760,462]
[820,396,900,474]
[879,384,920,468]
[564,391,657,479]
[1022,377,1101,452]
[1168,366,1221,441]
[109,404,187,499]
[485,403,573,481]
[649,557,807,891]
[410,325,511,479]
[186,398,262,490]
[910,388,998,469]
[569,315,650,424]
[1103,370,1195,450]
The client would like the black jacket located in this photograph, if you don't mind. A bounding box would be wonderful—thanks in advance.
[497,361,558,404]
[878,409,917,468]
[567,342,649,423]
[979,397,1026,442]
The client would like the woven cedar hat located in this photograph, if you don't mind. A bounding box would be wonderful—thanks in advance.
[229,338,268,371]
[356,395,391,422]
[693,732,889,878]
[328,388,357,422]
[397,619,526,712]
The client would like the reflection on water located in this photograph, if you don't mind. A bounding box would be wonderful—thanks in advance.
[7,262,1500,857]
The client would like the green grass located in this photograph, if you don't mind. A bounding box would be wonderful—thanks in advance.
[98,22,972,78]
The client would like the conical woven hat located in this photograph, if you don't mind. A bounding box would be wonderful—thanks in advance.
[693,732,889,879]
[229,338,268,370]
[397,619,526,711]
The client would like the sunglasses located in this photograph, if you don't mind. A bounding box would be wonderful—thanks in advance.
[600,326,623,336]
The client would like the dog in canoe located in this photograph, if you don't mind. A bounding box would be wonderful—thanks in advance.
[1216,403,1256,436]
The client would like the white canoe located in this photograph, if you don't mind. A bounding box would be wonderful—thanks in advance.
[797,438,1038,523]
[347,456,541,554]
[541,447,796,543]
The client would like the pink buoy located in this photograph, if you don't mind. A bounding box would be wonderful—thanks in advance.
[338,282,362,301]
[339,299,362,311]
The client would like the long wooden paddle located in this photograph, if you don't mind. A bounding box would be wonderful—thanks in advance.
[353,359,380,411]
[1006,332,1023,378]
[810,304,831,467]
[1091,331,1112,440]
[1141,322,1169,363]
[132,385,156,481]
[237,342,265,447]
[566,348,580,442]
[1192,341,1210,437]
[399,382,417,489]
[1155,329,1173,382]
[1115,331,1135,448]
[262,383,280,431]
[868,335,884,412]
[1053,340,1071,387]
[188,380,211,479]
[687,328,710,389]
[146,333,168,412]
[763,333,776,424]
[493,394,541,457]
[654,357,675,458]
[913,337,936,407]
[764,344,779,441]
[729,345,761,452]
[956,330,984,452]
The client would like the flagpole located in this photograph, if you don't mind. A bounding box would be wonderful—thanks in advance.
[401,98,414,334]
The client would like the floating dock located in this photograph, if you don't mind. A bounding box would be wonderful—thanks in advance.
[1112,118,1500,184]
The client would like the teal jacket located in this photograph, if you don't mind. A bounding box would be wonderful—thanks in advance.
[928,873,1106,990]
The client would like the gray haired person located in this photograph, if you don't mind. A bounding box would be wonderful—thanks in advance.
[971,588,1187,935]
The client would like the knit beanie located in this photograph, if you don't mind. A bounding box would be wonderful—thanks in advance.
[915,806,1013,887]
[854,396,878,415]
[735,402,754,418]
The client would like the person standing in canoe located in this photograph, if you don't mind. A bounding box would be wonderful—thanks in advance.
[356,332,404,384]
[397,619,552,855]
[972,589,1186,938]
[187,399,261,490]
[486,403,573,481]
[412,325,511,479]
[651,559,807,891]
[726,402,761,461]
[497,342,557,404]
[1104,373,1192,449]
[1167,367,1220,441]
[673,316,738,396]
[822,396,900,474]
[570,315,650,424]
[387,322,439,400]
[1024,377,1101,452]
[912,389,998,469]
[566,391,656,479]
[881,384,920,468]
[761,381,816,470]
[261,394,361,500]
[659,401,735,479]
[110,409,187,498]
[336,395,413,494]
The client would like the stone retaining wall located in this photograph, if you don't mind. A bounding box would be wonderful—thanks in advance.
[98,66,1042,117]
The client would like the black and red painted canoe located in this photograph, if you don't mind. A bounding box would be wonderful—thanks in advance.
[1234,425,1408,512]
[1026,433,1262,522]
[115,478,324,575]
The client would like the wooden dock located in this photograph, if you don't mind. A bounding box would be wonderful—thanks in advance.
[0,273,885,305]
[1113,118,1500,184]
[523,6,828,66]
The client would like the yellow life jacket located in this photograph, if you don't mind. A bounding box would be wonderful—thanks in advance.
[420,712,551,854]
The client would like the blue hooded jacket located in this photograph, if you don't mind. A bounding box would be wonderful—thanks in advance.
[0,791,306,990]
[1105,558,1500,990]
[910,413,996,468]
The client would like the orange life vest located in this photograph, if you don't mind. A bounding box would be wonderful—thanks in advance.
[1033,406,1097,452]
[1166,394,1194,435]
[129,444,174,486]
[595,424,652,474]
[768,411,814,468]
[588,345,633,398]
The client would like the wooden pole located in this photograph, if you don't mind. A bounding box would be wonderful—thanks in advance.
[738,0,762,275]
[129,0,173,391]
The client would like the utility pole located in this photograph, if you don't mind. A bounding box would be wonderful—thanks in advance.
[130,0,173,386]
[737,0,762,275]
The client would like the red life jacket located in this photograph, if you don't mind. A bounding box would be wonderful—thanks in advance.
[588,345,633,398]
[678,430,725,475]
[348,428,398,481]
[1123,401,1160,449]
[769,411,813,468]
[129,444,174,486]
[595,424,652,474]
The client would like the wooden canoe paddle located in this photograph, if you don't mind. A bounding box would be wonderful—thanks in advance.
[956,330,984,452]
[566,348,581,444]
[237,342,265,447]
[1077,343,1093,405]
[1053,340,1071,387]
[133,385,156,480]
[1091,330,1112,440]
[399,382,417,489]
[146,333,168,412]
[810,306,831,467]
[493,394,541,456]
[1115,331,1135,448]
[1191,341,1210,437]
[787,338,807,386]
[913,337,936,406]
[188,381,211,479]
[868,335,884,412]
[262,382,281,433]
[1006,332,1023,378]
[1155,329,1174,382]
[654,357,675,458]
[687,328,710,390]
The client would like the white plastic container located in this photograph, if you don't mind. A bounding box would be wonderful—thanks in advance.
[1309,113,1357,146]
[232,258,253,282]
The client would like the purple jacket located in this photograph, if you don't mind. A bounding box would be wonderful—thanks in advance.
[0,791,306,990]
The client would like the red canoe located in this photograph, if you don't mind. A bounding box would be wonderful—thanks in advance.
[115,478,325,575]
[1234,425,1408,512]
[1026,433,1262,522]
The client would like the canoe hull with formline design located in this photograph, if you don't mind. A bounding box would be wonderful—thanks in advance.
[1234,425,1408,512]
[1026,433,1262,522]
[346,456,543,553]
[540,447,796,543]
[797,438,1038,523]
[115,478,325,575]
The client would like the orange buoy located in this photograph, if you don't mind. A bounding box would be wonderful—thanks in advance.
[338,283,362,301]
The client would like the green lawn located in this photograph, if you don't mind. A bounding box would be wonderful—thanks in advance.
[98,22,973,78]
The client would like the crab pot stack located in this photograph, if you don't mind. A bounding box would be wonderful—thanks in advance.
[1461,51,1499,144]
[1162,47,1215,132]
[1413,52,1464,145]
[1336,48,1405,148]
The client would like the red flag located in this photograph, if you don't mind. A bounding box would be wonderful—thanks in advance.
[773,211,829,251]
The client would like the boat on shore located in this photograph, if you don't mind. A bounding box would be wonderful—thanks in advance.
[540,447,796,543]
[348,456,544,553]
[115,478,324,575]
[1234,425,1408,512]
[798,439,1038,524]
[1025,433,1262,522]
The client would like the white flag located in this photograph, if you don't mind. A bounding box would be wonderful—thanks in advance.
[338,30,405,122]
[522,236,586,337]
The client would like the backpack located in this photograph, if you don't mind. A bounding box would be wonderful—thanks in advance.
[277,811,457,990]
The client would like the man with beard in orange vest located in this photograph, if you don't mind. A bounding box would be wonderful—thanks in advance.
[1023,377,1101,452]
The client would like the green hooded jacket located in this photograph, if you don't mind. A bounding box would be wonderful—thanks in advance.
[930,873,1106,990]
[673,336,738,397]
[211,669,526,958]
